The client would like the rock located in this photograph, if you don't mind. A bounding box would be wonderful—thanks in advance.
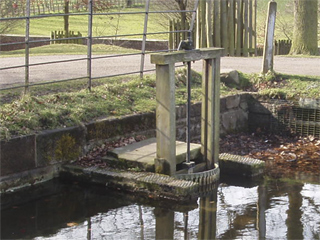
[220,69,240,88]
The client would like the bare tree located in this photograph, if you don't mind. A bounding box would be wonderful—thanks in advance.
[0,0,22,35]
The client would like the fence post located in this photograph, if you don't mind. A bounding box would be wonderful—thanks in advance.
[169,20,173,50]
[262,1,277,74]
[235,0,242,56]
[221,0,228,53]
[248,0,253,55]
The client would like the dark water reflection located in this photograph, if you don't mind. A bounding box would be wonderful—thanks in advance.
[1,177,319,240]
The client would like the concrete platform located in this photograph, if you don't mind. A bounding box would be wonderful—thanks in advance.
[105,138,202,172]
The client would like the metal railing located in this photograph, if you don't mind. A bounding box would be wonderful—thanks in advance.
[0,0,199,93]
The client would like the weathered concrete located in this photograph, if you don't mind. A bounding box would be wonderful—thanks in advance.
[151,48,223,176]
[1,134,36,176]
[219,153,265,177]
[262,1,277,73]
[60,164,199,202]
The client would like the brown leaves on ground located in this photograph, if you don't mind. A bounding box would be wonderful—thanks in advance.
[75,135,146,168]
[220,133,320,178]
[75,132,319,179]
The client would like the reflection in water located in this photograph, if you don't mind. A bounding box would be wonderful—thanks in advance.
[1,179,320,239]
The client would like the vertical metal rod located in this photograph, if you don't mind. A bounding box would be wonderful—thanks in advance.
[186,61,191,163]
[87,0,93,91]
[203,60,209,166]
[183,212,189,240]
[140,0,150,79]
[25,0,31,94]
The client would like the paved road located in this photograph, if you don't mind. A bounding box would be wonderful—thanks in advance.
[0,55,319,89]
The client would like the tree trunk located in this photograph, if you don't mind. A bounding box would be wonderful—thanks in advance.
[290,0,319,55]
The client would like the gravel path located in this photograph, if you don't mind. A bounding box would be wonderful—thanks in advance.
[0,55,319,89]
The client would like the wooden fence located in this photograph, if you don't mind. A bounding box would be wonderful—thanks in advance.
[274,39,292,55]
[169,0,257,57]
[51,31,83,44]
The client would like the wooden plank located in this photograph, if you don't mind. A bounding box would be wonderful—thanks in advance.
[213,0,221,47]
[243,0,249,56]
[228,0,235,56]
[201,0,207,48]
[253,0,257,56]
[151,48,223,65]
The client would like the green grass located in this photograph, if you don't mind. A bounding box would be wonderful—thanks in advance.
[8,7,168,40]
[1,69,319,140]
[0,44,140,57]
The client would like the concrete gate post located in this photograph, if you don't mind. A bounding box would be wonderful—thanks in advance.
[154,62,176,176]
[201,57,220,170]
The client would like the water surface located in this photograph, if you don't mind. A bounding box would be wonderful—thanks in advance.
[1,177,319,239]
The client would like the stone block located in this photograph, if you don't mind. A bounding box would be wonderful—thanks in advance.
[176,105,186,120]
[86,113,155,141]
[219,153,265,177]
[220,97,227,113]
[36,126,85,167]
[0,135,36,176]
[190,102,202,117]
[226,94,241,109]
[221,109,248,132]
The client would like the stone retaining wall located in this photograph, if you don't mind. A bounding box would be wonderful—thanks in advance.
[0,35,168,51]
[0,94,249,192]
[0,35,50,51]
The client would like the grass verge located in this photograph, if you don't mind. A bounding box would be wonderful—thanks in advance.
[1,70,319,140]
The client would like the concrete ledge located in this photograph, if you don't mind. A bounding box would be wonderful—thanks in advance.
[60,164,199,202]
[219,153,265,177]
